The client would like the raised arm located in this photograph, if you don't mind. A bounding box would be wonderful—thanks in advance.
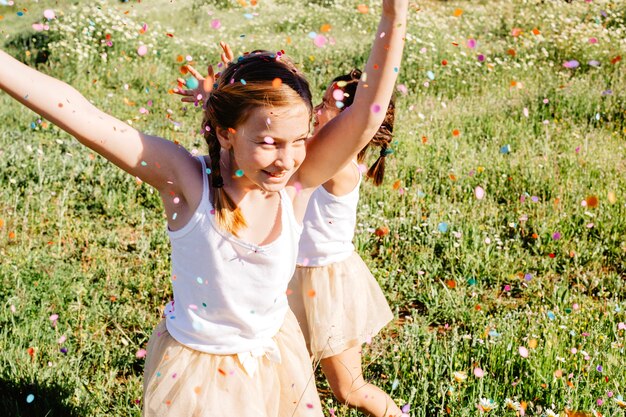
[296,0,408,189]
[0,50,199,197]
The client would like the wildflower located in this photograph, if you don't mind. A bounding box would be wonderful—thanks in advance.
[504,398,520,411]
[478,398,497,412]
[453,371,467,382]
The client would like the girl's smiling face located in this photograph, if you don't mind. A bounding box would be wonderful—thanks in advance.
[312,83,343,136]
[218,103,311,192]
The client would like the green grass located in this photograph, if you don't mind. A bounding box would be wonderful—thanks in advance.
[1,0,625,416]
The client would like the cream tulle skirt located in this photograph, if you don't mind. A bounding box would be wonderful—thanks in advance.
[143,309,323,417]
[288,252,394,361]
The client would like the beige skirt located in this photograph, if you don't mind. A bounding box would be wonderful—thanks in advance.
[288,252,394,361]
[143,309,323,417]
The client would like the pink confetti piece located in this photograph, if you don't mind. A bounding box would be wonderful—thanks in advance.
[137,45,148,56]
[43,9,56,20]
[473,367,484,378]
[519,346,529,358]
[211,19,221,29]
[474,186,485,200]
[314,34,328,47]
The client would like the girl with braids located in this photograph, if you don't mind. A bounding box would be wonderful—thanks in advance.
[0,0,407,415]
[178,64,400,416]
[289,69,400,417]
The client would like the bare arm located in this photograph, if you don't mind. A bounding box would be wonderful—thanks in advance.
[0,50,198,199]
[295,0,408,189]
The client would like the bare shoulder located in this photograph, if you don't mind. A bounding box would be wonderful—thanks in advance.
[160,155,205,231]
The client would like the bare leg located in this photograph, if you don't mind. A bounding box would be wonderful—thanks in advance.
[320,346,403,417]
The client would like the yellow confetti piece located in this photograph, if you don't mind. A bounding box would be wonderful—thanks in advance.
[608,191,617,204]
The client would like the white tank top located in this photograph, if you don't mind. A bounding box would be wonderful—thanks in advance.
[297,162,361,267]
[164,157,302,366]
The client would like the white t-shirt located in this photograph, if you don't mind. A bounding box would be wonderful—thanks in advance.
[164,157,302,365]
[297,162,361,267]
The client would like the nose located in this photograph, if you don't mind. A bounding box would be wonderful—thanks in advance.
[274,145,295,171]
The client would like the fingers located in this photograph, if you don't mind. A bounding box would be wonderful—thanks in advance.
[203,65,215,93]
[219,41,234,64]
[172,88,196,97]
[185,64,205,81]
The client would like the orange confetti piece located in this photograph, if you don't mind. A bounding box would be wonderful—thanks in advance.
[194,386,202,394]
[452,129,460,136]
[392,180,401,190]
[110,295,117,302]
[357,4,369,13]
[307,289,316,298]
[532,233,538,239]
[507,49,516,57]
[510,80,517,87]
[0,16,4,20]
[375,226,389,237]
[446,280,456,289]
[320,24,331,33]
[272,78,282,89]
[449,174,457,181]
[27,347,35,357]
[176,55,184,63]
[586,195,599,208]
[453,8,463,17]
[532,28,540,35]
[251,0,257,5]
[8,231,15,240]
[0,219,4,228]
[237,0,247,6]
[611,55,622,64]
[218,368,226,376]
[179,66,189,75]
[421,136,427,144]
[528,339,538,349]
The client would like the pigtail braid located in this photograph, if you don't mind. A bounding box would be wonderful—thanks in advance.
[202,115,247,236]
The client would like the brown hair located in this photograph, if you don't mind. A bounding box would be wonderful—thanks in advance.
[325,69,395,186]
[201,50,313,236]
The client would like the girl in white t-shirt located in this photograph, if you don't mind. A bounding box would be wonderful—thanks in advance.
[0,1,407,415]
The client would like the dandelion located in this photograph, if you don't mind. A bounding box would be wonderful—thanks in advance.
[478,398,497,412]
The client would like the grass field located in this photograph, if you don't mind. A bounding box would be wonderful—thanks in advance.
[0,0,625,416]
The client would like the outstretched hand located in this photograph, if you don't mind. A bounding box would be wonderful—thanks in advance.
[172,41,234,104]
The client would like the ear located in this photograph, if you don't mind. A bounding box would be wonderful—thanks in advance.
[215,126,234,150]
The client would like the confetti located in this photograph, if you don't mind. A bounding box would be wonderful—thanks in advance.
[519,346,529,358]
[26,394,35,403]
[137,45,148,56]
